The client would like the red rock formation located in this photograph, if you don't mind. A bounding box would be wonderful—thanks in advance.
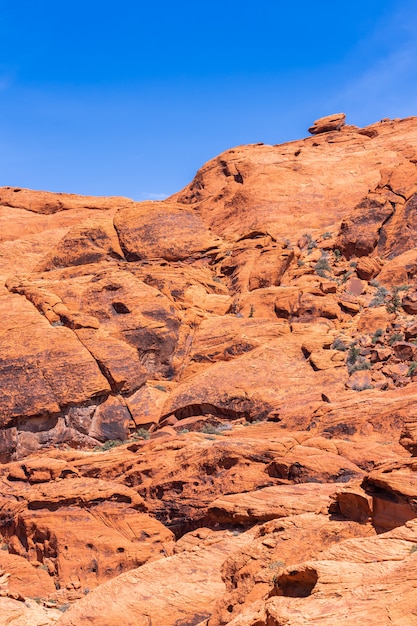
[1,116,417,622]
[308,112,346,134]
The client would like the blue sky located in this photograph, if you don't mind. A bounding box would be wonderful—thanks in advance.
[1,0,417,200]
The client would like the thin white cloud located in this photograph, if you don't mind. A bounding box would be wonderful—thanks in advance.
[347,46,417,99]
[140,192,169,201]
[327,4,417,123]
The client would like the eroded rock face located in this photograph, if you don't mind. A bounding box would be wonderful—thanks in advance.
[227,519,417,625]
[208,512,374,626]
[57,529,252,626]
[1,116,417,622]
[0,293,110,458]
[114,200,221,262]
[2,116,417,460]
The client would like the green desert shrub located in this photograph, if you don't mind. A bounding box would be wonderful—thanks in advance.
[98,439,123,451]
[371,328,384,344]
[369,286,390,307]
[348,356,371,375]
[351,382,373,391]
[132,428,150,440]
[388,332,404,345]
[201,424,221,435]
[347,343,360,365]
[303,233,318,252]
[346,343,371,374]
[386,287,402,313]
[332,337,348,351]
[407,362,417,377]
[314,254,332,278]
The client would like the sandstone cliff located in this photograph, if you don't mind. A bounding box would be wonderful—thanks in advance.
[1,116,417,624]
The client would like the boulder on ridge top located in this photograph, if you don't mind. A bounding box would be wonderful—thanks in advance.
[308,113,346,134]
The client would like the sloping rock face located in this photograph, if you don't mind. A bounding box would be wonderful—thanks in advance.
[1,116,417,622]
[224,519,417,625]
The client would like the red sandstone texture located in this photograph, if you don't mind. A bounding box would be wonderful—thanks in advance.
[1,115,417,623]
